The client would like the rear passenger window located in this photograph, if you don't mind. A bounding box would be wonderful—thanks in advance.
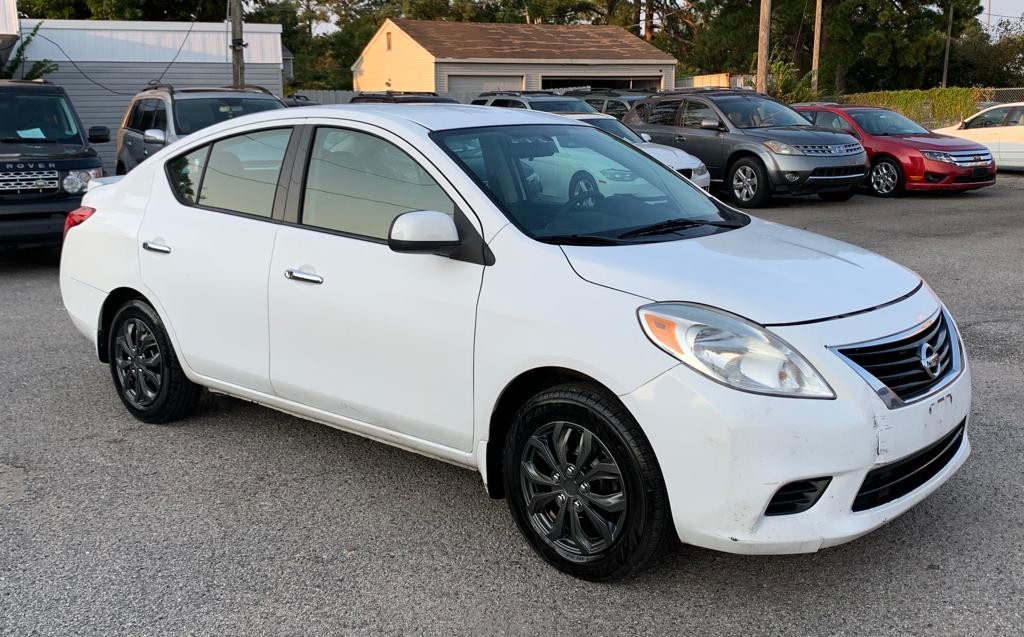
[604,100,628,119]
[647,99,682,126]
[584,98,606,111]
[166,146,209,204]
[301,127,455,239]
[198,128,291,217]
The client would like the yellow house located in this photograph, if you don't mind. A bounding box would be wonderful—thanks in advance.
[351,19,677,95]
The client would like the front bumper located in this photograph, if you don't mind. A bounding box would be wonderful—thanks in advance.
[620,287,971,554]
[905,158,996,191]
[766,152,869,194]
[0,196,83,243]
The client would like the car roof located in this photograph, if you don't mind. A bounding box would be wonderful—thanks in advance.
[0,80,65,94]
[192,103,587,136]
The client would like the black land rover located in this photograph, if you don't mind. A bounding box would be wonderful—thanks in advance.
[0,80,109,245]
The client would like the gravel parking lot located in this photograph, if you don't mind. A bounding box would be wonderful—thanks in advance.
[2,177,1023,635]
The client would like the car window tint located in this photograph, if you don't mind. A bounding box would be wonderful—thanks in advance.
[966,107,1009,129]
[138,100,157,131]
[166,145,209,204]
[126,101,145,130]
[198,128,291,217]
[681,100,716,128]
[647,99,682,126]
[301,127,455,239]
[470,99,488,105]
[152,101,168,131]
[814,111,855,133]
[584,98,606,111]
[604,100,628,119]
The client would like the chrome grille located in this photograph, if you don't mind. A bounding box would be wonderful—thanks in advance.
[833,309,962,408]
[0,170,59,193]
[795,142,863,156]
[945,149,993,167]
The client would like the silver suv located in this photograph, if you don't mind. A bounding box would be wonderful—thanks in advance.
[470,91,596,114]
[115,84,285,174]
[624,89,868,207]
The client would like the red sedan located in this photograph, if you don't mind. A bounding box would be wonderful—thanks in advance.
[794,104,996,197]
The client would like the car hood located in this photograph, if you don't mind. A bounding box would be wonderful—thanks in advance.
[638,142,701,169]
[875,132,988,152]
[562,218,921,325]
[744,126,859,145]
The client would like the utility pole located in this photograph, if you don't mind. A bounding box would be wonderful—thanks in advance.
[941,0,953,88]
[756,0,771,93]
[230,0,245,87]
[811,0,823,95]
[644,0,654,42]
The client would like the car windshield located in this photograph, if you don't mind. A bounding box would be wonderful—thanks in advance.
[0,92,83,145]
[174,97,284,135]
[581,118,645,144]
[715,95,810,129]
[530,99,597,113]
[432,124,745,244]
[849,109,929,135]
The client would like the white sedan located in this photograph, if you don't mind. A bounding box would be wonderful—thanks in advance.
[563,112,711,189]
[61,104,970,580]
[934,102,1024,170]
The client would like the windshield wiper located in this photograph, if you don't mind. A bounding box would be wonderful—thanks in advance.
[536,233,625,246]
[0,137,59,144]
[617,218,743,239]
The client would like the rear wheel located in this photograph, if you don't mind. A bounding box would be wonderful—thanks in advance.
[568,171,600,210]
[869,158,904,197]
[504,383,673,581]
[108,300,201,423]
[728,157,772,207]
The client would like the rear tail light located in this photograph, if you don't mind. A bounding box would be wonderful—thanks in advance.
[63,206,96,239]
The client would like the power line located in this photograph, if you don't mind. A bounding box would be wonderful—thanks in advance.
[156,13,199,83]
[33,33,135,95]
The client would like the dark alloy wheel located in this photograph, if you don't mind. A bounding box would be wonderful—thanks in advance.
[568,171,601,209]
[504,383,674,580]
[108,300,201,423]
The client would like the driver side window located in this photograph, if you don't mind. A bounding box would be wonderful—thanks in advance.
[966,108,1009,129]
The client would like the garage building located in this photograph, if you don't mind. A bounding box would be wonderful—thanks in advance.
[351,19,677,95]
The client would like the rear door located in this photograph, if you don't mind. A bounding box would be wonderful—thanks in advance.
[677,99,725,177]
[138,125,296,393]
[634,97,684,147]
[1000,107,1024,169]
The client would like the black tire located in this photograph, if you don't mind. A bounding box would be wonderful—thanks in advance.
[108,300,201,424]
[818,189,856,202]
[503,383,674,581]
[728,157,772,207]
[868,157,904,197]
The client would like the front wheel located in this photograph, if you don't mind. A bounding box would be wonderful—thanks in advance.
[728,157,772,207]
[869,158,904,197]
[503,383,674,580]
[108,300,201,423]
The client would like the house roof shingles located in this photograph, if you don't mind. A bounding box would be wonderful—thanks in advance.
[392,19,676,62]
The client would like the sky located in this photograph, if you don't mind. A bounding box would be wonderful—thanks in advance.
[983,0,1023,23]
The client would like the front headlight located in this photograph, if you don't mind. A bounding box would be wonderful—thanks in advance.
[62,168,103,194]
[922,151,955,164]
[638,303,835,398]
[693,164,709,176]
[601,168,637,182]
[763,140,804,155]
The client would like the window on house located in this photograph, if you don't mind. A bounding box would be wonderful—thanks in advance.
[386,32,392,51]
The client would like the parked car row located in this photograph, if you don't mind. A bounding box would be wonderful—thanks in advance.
[1,79,1017,246]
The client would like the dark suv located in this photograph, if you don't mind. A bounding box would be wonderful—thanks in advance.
[565,89,652,120]
[0,80,109,245]
[624,89,868,207]
[349,91,458,104]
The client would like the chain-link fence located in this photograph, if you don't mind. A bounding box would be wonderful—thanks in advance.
[992,87,1024,104]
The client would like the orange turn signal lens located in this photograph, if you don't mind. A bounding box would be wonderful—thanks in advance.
[643,313,683,356]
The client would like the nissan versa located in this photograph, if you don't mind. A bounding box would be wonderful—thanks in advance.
[60,105,971,580]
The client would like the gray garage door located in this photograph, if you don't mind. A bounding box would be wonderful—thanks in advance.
[447,75,524,93]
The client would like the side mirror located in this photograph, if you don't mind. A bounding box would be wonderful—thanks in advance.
[640,132,652,142]
[958,120,966,130]
[388,210,460,254]
[700,118,722,130]
[87,126,110,144]
[143,129,167,145]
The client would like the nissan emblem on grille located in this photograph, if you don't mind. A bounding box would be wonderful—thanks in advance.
[919,342,942,378]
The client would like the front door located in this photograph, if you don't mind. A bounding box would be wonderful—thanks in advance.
[138,126,294,394]
[267,124,483,451]
[678,99,725,178]
[958,106,1011,163]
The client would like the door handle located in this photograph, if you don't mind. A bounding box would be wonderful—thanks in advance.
[126,140,132,146]
[142,241,171,254]
[284,268,323,284]
[143,149,149,156]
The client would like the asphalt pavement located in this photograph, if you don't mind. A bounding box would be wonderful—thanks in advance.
[2,177,1023,635]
